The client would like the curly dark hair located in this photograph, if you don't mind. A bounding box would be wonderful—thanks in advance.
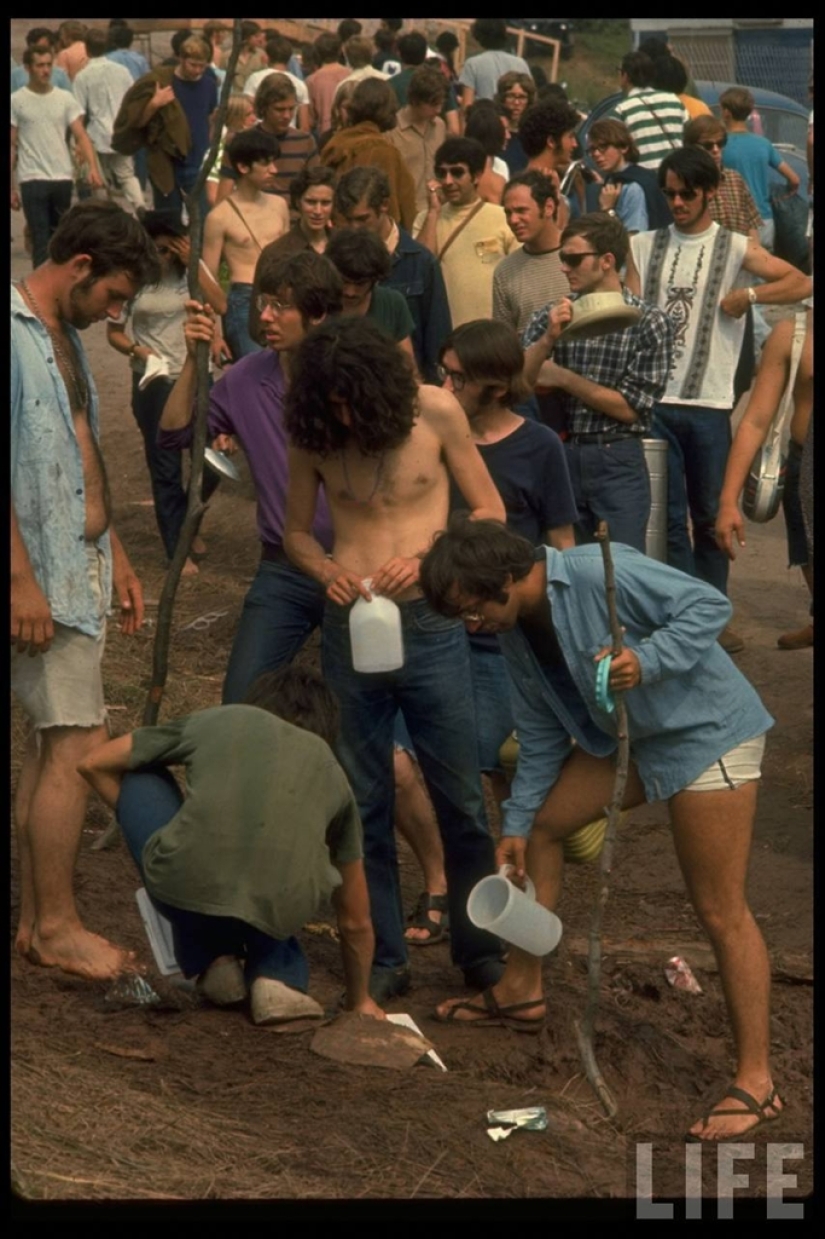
[518,99,581,160]
[285,317,419,457]
[419,513,535,616]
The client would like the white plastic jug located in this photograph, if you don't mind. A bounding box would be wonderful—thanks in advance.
[467,865,563,956]
[349,579,404,673]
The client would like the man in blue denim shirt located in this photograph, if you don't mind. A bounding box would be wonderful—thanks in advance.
[420,517,781,1142]
[11,201,159,982]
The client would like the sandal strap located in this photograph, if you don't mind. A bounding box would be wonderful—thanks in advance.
[704,1084,768,1123]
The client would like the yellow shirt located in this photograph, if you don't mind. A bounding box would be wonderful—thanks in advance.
[413,199,519,327]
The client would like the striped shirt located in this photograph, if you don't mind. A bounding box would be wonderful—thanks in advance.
[611,89,689,171]
[492,246,569,334]
[710,168,763,236]
[521,287,673,435]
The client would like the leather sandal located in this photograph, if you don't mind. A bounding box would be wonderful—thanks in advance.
[405,891,449,946]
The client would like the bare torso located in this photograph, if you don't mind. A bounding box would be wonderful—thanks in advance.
[217,195,289,284]
[52,324,110,540]
[790,315,813,444]
[313,403,450,600]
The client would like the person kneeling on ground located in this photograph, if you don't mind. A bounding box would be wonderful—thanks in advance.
[78,666,385,1026]
[419,515,782,1142]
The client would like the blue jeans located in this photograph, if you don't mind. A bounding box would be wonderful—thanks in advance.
[393,641,513,773]
[651,403,731,596]
[564,437,651,552]
[20,179,73,268]
[322,598,500,975]
[116,766,308,988]
[222,558,326,704]
[131,373,219,561]
[224,283,263,362]
[151,166,206,227]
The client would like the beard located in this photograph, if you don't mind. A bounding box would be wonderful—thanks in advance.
[67,275,99,329]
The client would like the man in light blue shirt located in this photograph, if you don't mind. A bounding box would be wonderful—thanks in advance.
[420,516,782,1143]
[458,19,530,112]
[11,201,160,984]
[720,85,800,251]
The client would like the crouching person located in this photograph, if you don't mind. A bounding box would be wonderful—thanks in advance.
[78,666,384,1026]
[419,515,782,1142]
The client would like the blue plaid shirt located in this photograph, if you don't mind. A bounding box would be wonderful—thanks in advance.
[521,287,673,436]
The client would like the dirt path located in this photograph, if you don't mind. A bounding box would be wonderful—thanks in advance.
[9,206,813,1206]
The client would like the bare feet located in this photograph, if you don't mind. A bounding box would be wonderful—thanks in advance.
[181,556,200,577]
[688,1083,783,1141]
[27,924,137,981]
[15,921,34,957]
[191,536,207,557]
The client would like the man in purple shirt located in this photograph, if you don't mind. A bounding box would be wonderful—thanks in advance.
[159,251,343,702]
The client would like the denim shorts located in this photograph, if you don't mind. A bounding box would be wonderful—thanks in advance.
[682,734,765,792]
[10,545,107,732]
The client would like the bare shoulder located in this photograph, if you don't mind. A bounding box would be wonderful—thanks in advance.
[416,384,470,436]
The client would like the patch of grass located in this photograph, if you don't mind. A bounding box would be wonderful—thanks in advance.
[529,20,632,111]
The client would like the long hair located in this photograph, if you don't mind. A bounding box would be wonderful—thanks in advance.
[285,317,419,457]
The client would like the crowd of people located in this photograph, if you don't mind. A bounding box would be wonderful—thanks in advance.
[11,18,813,1144]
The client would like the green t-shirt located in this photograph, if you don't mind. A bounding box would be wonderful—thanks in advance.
[129,705,363,940]
[367,283,415,343]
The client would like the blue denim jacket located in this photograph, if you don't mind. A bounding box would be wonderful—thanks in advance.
[11,285,112,636]
[384,228,452,384]
[499,545,774,837]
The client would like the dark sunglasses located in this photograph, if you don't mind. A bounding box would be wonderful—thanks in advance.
[662,187,700,202]
[698,137,727,151]
[558,249,599,268]
[435,165,470,180]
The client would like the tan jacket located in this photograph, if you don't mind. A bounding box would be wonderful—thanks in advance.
[112,66,191,196]
[320,122,417,231]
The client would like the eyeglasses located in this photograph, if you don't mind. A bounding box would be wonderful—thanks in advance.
[256,295,295,313]
[503,91,529,101]
[558,250,599,268]
[698,138,727,151]
[436,363,466,391]
[662,187,700,202]
[434,165,470,180]
[586,143,614,156]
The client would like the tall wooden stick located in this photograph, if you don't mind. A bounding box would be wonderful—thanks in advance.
[574,520,630,1119]
[142,20,243,727]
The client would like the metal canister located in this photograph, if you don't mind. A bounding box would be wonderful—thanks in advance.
[643,438,668,563]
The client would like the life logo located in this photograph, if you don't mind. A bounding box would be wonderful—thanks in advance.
[634,1142,805,1219]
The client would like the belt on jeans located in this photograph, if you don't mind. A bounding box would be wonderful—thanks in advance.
[568,431,639,445]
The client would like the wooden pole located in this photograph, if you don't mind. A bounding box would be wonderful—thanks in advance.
[573,520,630,1119]
[141,19,243,727]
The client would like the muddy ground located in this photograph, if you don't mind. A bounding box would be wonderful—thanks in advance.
[9,206,813,1210]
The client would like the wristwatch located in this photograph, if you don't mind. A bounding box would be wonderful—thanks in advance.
[606,209,617,217]
[747,287,758,305]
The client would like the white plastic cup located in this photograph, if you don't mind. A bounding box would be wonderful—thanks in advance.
[467,865,563,956]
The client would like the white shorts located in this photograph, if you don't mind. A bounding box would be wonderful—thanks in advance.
[681,734,766,793]
[10,546,108,733]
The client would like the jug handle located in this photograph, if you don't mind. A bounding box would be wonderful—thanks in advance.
[498,863,536,901]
